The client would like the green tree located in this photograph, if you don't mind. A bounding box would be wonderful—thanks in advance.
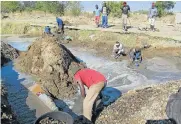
[1,1,21,13]
[65,1,83,16]
[35,1,64,15]
[155,1,175,17]
[105,1,123,17]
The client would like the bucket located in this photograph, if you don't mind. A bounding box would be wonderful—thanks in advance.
[34,111,73,124]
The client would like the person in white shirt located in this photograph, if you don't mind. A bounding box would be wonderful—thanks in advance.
[113,41,125,59]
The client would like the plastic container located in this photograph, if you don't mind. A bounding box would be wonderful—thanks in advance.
[34,111,73,124]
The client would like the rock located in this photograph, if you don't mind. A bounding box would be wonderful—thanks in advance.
[15,36,86,99]
[1,41,19,66]
[1,83,19,124]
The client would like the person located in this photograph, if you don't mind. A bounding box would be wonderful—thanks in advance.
[56,17,64,34]
[94,5,101,27]
[129,48,142,65]
[44,26,54,37]
[113,41,125,59]
[148,2,157,32]
[44,26,51,34]
[71,67,107,121]
[121,2,130,31]
[101,2,110,28]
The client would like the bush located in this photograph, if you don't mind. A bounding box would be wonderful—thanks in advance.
[106,1,123,17]
[155,1,175,17]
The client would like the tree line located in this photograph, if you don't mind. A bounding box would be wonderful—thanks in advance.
[1,1,83,16]
[1,1,175,17]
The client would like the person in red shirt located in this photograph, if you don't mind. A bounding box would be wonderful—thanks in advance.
[71,67,107,121]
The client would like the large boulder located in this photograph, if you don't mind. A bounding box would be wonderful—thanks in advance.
[1,83,19,124]
[1,41,19,66]
[15,36,86,99]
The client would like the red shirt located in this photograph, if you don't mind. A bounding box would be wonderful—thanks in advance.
[74,68,107,88]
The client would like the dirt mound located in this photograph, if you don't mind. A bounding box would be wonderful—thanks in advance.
[1,41,19,66]
[15,36,86,99]
[1,83,19,124]
[96,80,181,124]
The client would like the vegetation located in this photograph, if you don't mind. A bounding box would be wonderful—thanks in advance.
[1,1,83,16]
[155,1,176,17]
[105,1,123,17]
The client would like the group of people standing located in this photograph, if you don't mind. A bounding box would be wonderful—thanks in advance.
[94,2,158,32]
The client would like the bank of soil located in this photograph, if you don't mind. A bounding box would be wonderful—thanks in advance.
[95,80,181,124]
[14,36,86,99]
[65,30,181,61]
[1,83,19,124]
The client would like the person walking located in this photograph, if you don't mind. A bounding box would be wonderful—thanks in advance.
[148,2,158,31]
[121,2,130,31]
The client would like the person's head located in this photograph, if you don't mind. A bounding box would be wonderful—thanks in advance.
[95,4,98,9]
[123,2,127,6]
[115,41,120,47]
[152,2,155,8]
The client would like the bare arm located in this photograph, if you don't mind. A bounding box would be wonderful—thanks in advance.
[77,80,86,98]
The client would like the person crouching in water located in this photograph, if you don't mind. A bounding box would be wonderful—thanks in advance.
[113,41,125,59]
[44,26,54,36]
[94,5,101,28]
[129,48,142,66]
[71,67,107,121]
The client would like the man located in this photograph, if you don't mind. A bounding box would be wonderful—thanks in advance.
[44,26,51,34]
[121,2,130,31]
[101,2,110,28]
[94,5,101,27]
[148,2,157,31]
[56,17,64,34]
[129,48,142,66]
[72,67,107,121]
[113,41,125,59]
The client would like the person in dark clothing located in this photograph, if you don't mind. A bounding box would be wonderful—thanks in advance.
[101,2,110,28]
[56,17,64,34]
[129,48,142,66]
[121,2,130,31]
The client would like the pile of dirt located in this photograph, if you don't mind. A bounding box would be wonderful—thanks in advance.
[1,83,19,124]
[96,80,181,124]
[1,41,19,66]
[15,36,86,99]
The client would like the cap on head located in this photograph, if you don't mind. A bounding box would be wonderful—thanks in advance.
[123,2,127,5]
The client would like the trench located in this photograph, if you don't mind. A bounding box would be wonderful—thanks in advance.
[1,37,181,123]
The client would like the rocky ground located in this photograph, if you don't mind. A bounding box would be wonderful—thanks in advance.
[14,36,86,99]
[95,80,181,124]
[1,83,19,124]
[1,41,19,66]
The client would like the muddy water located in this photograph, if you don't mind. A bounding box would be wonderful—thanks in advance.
[2,38,181,119]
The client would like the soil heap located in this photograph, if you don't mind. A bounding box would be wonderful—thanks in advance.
[1,41,19,66]
[15,36,86,99]
[1,83,19,124]
[96,80,181,124]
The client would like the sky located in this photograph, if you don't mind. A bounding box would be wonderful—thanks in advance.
[81,1,181,12]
